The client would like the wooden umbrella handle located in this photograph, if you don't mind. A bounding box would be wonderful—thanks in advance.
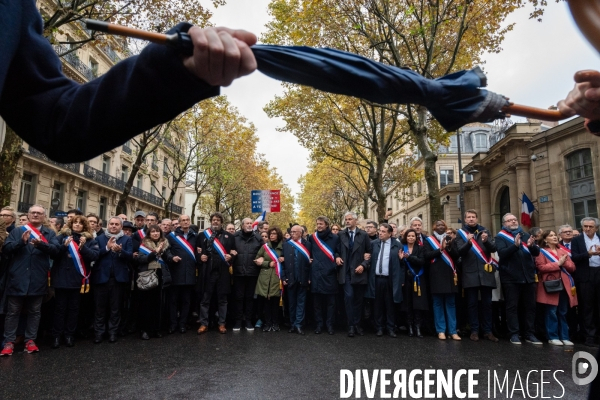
[84,19,170,45]
[501,104,566,121]
[567,0,600,54]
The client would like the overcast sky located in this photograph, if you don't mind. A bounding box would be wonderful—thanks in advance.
[207,1,600,197]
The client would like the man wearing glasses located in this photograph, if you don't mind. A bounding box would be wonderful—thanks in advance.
[1,205,60,356]
[558,225,575,252]
[0,206,16,233]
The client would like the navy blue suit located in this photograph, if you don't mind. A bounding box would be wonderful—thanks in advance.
[282,239,311,329]
[308,229,340,331]
[0,0,219,163]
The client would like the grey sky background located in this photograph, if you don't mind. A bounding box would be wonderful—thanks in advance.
[207,1,600,197]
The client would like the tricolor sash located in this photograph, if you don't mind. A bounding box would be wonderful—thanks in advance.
[558,243,572,256]
[425,236,457,285]
[497,230,531,254]
[458,229,497,272]
[67,239,90,293]
[404,245,424,296]
[540,248,576,296]
[202,229,227,263]
[22,224,48,243]
[312,232,335,262]
[263,244,282,278]
[139,244,166,266]
[289,239,310,262]
[170,232,196,260]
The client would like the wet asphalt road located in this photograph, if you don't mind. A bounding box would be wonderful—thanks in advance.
[0,327,594,399]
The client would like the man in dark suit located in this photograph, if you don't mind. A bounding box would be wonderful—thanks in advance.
[336,212,372,337]
[571,217,600,347]
[282,225,311,335]
[365,223,405,337]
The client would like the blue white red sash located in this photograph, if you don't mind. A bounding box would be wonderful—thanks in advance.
[497,230,531,254]
[458,229,497,271]
[403,245,424,296]
[67,239,90,293]
[22,224,48,243]
[540,248,576,296]
[289,239,310,262]
[263,243,282,278]
[425,236,457,285]
[170,232,196,260]
[202,229,227,263]
[312,232,335,262]
[558,243,571,256]
[138,244,166,266]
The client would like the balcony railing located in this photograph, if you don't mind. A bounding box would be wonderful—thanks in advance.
[169,203,183,215]
[53,44,97,81]
[84,164,126,190]
[131,186,163,207]
[122,144,132,155]
[18,202,33,213]
[28,147,81,174]
[100,45,121,64]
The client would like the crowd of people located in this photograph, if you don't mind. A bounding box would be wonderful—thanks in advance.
[0,204,599,357]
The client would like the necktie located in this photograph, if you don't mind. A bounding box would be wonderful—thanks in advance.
[566,243,570,249]
[378,241,385,275]
[350,231,354,249]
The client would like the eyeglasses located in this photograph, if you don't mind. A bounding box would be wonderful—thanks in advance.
[0,214,12,217]
[28,211,44,215]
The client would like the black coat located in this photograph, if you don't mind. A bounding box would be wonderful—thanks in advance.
[496,229,540,284]
[571,233,600,283]
[199,228,235,294]
[281,239,311,287]
[2,225,60,296]
[52,231,99,289]
[92,234,133,284]
[421,236,458,294]
[131,226,149,252]
[403,243,429,310]
[134,238,173,287]
[452,225,497,289]
[308,229,340,294]
[167,228,199,286]
[365,239,405,303]
[232,230,263,276]
[336,228,372,285]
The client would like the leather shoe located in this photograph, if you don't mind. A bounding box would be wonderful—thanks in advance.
[179,327,186,334]
[314,327,322,334]
[388,330,397,338]
[93,335,103,344]
[288,327,297,333]
[484,333,499,343]
[328,327,334,335]
[141,332,150,340]
[218,325,227,334]
[108,335,117,343]
[348,326,355,338]
[355,326,364,336]
[470,333,479,342]
[415,325,423,338]
[376,329,383,337]
[408,325,414,337]
[51,337,60,349]
[297,327,305,335]
[65,337,75,347]
[197,325,208,335]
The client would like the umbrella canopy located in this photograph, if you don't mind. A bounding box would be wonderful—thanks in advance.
[252,45,509,132]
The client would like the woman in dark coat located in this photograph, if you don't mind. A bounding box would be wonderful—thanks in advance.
[134,225,173,340]
[51,215,99,348]
[400,229,429,338]
[422,221,460,341]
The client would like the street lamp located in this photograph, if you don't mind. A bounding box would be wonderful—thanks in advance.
[456,130,466,216]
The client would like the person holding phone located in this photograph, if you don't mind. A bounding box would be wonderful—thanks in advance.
[495,213,541,345]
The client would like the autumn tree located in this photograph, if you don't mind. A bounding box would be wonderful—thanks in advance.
[263,0,537,223]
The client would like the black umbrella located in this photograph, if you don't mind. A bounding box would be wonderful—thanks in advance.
[84,20,565,130]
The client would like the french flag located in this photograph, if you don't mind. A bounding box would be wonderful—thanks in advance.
[521,193,535,227]
[252,211,266,231]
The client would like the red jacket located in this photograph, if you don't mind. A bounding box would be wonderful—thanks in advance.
[535,247,577,308]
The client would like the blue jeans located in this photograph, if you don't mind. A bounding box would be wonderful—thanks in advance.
[287,283,307,328]
[432,293,457,335]
[545,290,570,340]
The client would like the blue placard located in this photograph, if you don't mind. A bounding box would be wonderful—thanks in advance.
[251,190,264,213]
[54,211,67,217]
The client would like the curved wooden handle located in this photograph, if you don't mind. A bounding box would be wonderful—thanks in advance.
[84,19,169,45]
[567,0,600,54]
[501,104,566,121]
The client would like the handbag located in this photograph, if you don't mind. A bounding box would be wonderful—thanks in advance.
[136,269,159,290]
[542,273,564,294]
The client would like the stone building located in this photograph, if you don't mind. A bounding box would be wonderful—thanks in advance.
[1,6,185,221]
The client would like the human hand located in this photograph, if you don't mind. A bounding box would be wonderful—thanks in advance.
[514,233,521,247]
[230,250,238,256]
[79,236,86,246]
[200,254,207,262]
[22,230,31,244]
[355,265,364,274]
[278,256,284,263]
[481,232,488,242]
[183,27,257,87]
[225,254,232,262]
[527,236,535,247]
[31,238,43,247]
[173,256,182,262]
[364,253,371,261]
[197,247,202,254]
[466,234,474,241]
[336,257,343,266]
[558,70,600,119]
[558,254,568,266]
[64,237,72,247]
[254,257,264,265]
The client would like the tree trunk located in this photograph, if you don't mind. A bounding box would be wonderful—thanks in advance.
[116,149,144,215]
[362,194,369,219]
[0,126,23,207]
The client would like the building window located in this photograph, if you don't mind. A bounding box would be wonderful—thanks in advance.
[567,149,593,181]
[150,186,156,196]
[475,133,487,149]
[199,218,205,230]
[417,180,422,195]
[573,199,598,229]
[102,156,111,174]
[89,58,99,78]
[163,158,169,177]
[76,190,86,212]
[137,174,143,189]
[162,186,166,199]
[99,196,107,221]
[440,169,454,188]
[19,173,35,212]
[121,165,129,182]
[50,182,63,216]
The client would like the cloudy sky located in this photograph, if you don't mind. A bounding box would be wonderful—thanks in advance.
[207,1,600,197]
